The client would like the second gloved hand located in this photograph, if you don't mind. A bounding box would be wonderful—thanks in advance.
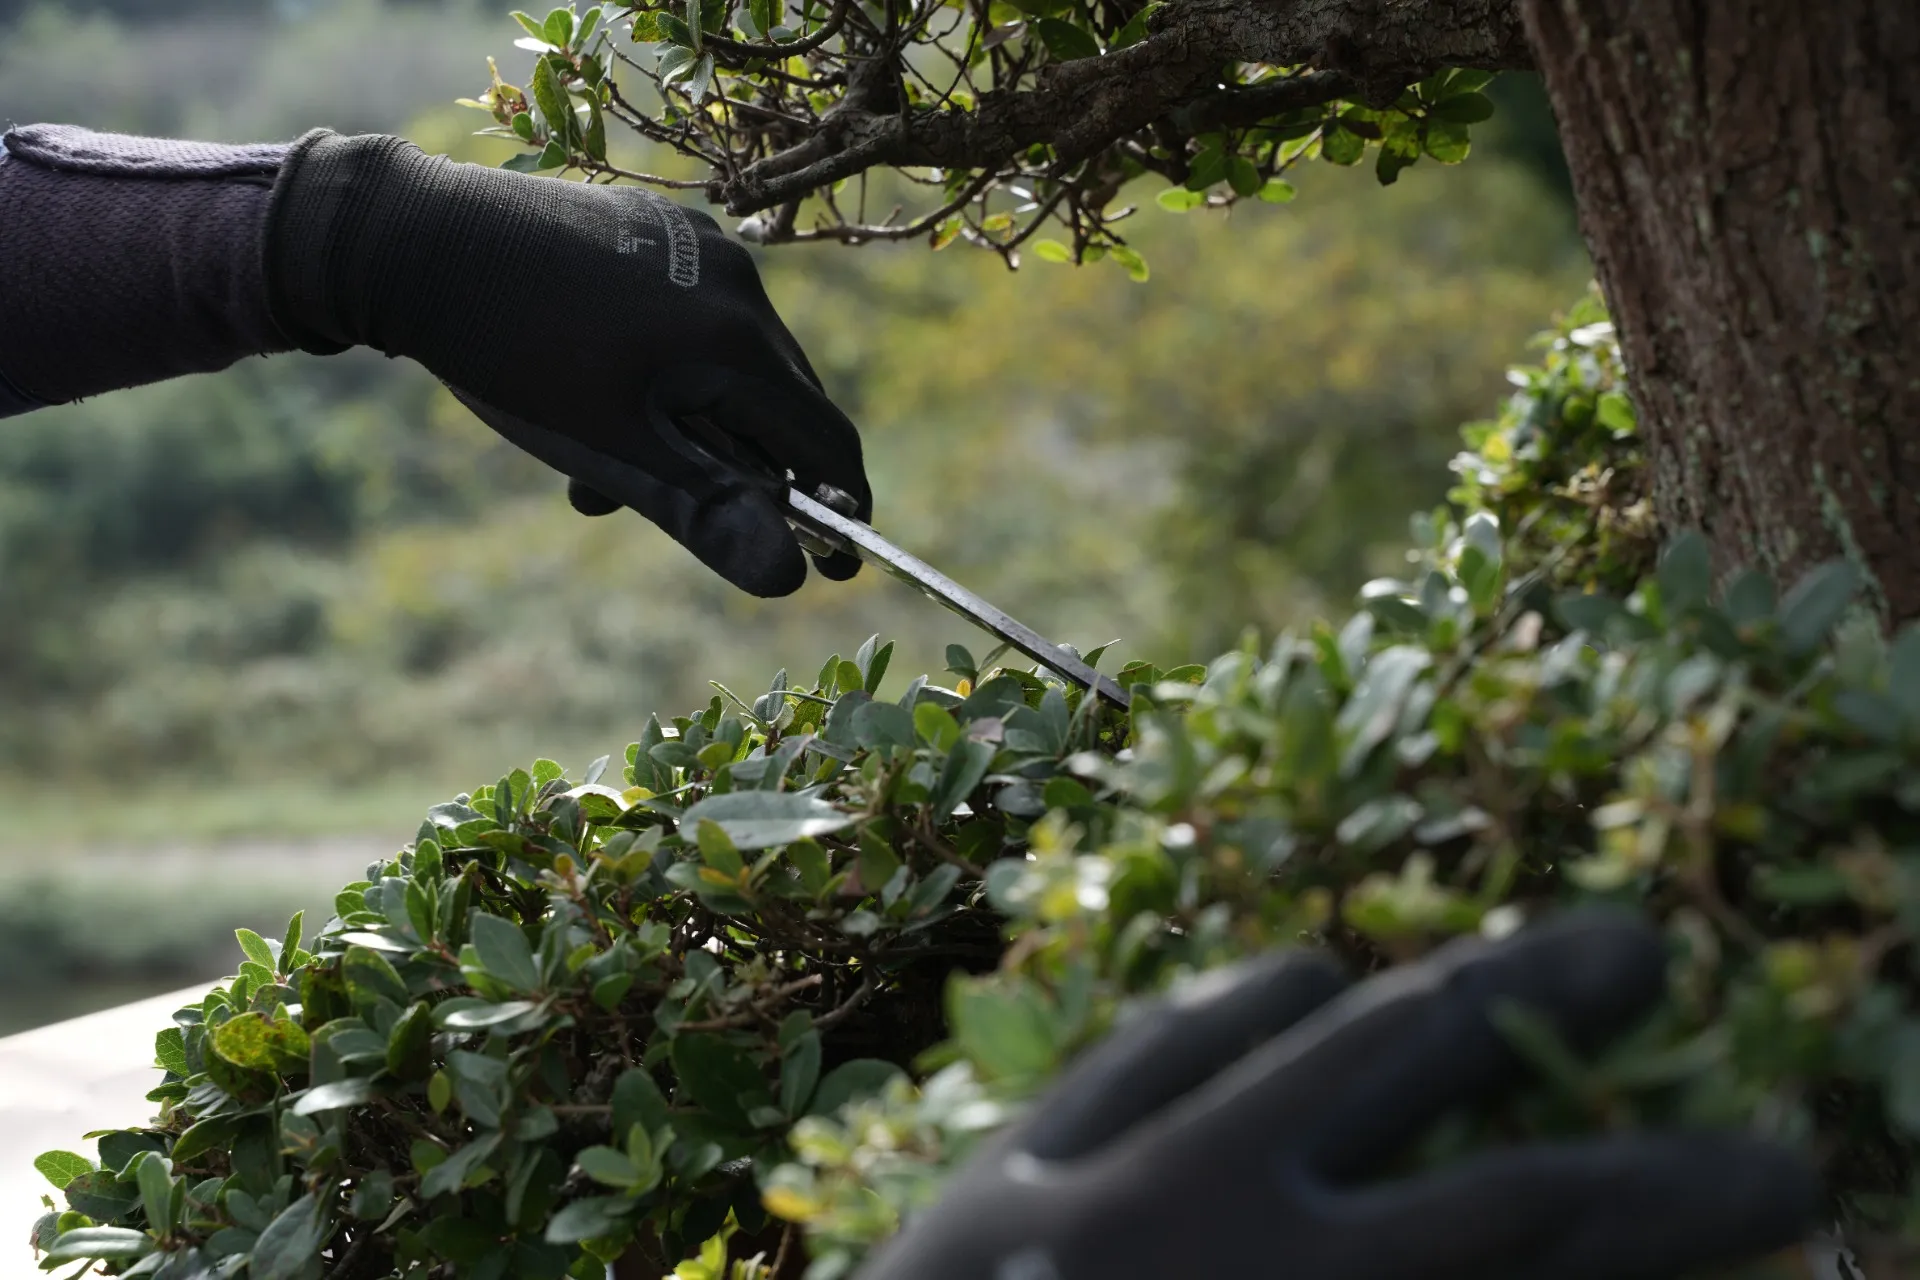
[857,909,1820,1280]
[263,130,869,598]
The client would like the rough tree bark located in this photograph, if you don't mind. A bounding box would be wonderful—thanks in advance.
[1520,0,1920,622]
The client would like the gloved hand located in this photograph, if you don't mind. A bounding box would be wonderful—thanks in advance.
[264,130,869,598]
[858,908,1819,1280]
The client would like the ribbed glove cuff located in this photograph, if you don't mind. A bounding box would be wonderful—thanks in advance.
[264,130,557,398]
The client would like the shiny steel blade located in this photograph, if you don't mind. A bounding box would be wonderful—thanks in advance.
[786,488,1129,710]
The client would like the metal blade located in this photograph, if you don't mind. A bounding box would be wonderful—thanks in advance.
[786,488,1130,710]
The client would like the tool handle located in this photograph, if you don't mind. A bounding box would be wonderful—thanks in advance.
[665,414,1130,711]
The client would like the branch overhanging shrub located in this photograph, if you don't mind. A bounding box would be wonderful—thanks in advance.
[28,304,1920,1280]
[462,0,1519,262]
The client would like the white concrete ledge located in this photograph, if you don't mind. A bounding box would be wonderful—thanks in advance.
[1,984,213,1276]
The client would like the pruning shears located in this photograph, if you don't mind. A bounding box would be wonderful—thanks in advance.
[670,414,1131,710]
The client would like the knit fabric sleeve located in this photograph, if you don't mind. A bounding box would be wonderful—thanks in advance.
[0,124,302,416]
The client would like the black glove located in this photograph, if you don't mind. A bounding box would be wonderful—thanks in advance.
[858,909,1819,1280]
[264,130,869,598]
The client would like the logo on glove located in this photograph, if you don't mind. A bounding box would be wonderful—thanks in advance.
[618,191,700,288]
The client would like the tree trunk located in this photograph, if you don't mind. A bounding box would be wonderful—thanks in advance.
[1519,0,1920,622]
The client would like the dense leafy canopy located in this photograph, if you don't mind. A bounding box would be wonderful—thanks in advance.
[30,307,1920,1278]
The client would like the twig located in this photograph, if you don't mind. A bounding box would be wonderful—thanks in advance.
[673,973,825,1031]
[813,973,879,1031]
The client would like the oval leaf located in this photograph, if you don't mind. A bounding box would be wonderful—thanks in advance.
[677,790,853,851]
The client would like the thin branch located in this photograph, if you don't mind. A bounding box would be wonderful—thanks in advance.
[813,973,880,1031]
[776,168,995,243]
[673,973,825,1032]
[584,161,713,188]
[704,0,855,63]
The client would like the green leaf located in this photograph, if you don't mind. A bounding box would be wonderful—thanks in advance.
[235,928,277,972]
[1156,186,1207,212]
[351,1170,395,1222]
[678,790,854,850]
[1422,120,1471,164]
[544,5,575,47]
[949,982,1059,1085]
[1109,0,1160,48]
[1440,68,1496,94]
[531,57,573,144]
[42,1227,154,1264]
[1030,238,1073,263]
[577,4,605,44]
[672,1033,770,1125]
[686,52,717,102]
[1109,244,1149,282]
[1033,16,1099,60]
[544,1196,633,1245]
[511,10,550,41]
[439,999,541,1030]
[153,1027,187,1077]
[1595,389,1636,433]
[211,1012,310,1073]
[1225,156,1262,197]
[422,1134,502,1199]
[696,818,745,875]
[1376,142,1418,185]
[582,93,607,161]
[343,953,411,1023]
[170,1115,239,1164]
[861,638,895,693]
[292,1078,381,1116]
[279,910,305,973]
[932,739,996,820]
[575,1146,641,1188]
[659,14,696,47]
[387,1002,436,1079]
[1335,645,1432,776]
[134,1152,174,1236]
[592,973,634,1010]
[33,1151,92,1191]
[852,701,916,751]
[252,1193,328,1280]
[1322,125,1365,165]
[1256,178,1296,203]
[780,1030,823,1115]
[914,703,962,751]
[1183,146,1228,191]
[807,1059,906,1116]
[471,912,544,994]
[1779,560,1859,656]
[64,1171,139,1221]
[611,1068,672,1139]
[1431,90,1495,123]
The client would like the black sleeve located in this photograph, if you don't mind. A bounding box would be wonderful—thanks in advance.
[0,124,301,417]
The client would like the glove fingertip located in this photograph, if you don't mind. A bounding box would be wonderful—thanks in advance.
[811,550,862,582]
[737,541,809,598]
[694,491,810,598]
[568,478,623,517]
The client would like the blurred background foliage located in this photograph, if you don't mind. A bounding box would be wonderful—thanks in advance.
[0,0,1586,1030]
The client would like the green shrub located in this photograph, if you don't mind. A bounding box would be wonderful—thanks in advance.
[28,306,1920,1280]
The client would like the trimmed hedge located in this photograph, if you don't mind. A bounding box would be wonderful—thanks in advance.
[28,299,1920,1279]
